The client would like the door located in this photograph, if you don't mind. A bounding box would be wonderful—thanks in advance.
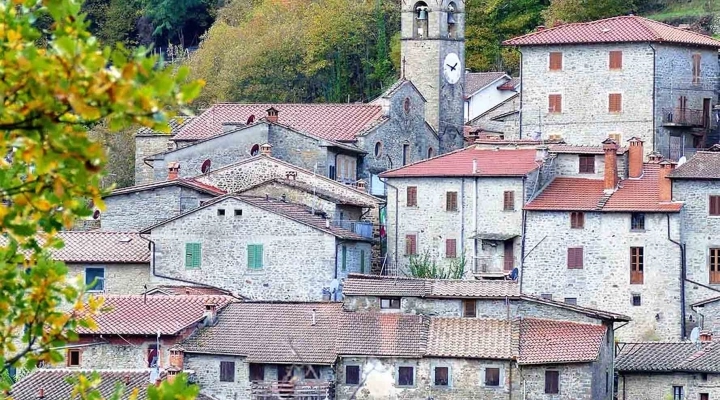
[670,135,682,161]
[503,239,514,271]
[703,98,712,129]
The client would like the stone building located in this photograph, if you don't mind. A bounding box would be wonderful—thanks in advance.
[504,15,720,159]
[465,89,521,142]
[134,116,195,187]
[379,145,542,276]
[142,194,374,301]
[463,72,519,123]
[616,339,720,400]
[523,138,685,341]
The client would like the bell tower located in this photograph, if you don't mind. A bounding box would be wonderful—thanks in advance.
[401,0,465,153]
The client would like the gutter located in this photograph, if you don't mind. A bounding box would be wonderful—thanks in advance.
[649,43,657,153]
[666,214,686,339]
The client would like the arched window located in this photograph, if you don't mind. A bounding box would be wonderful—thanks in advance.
[447,2,457,38]
[250,144,260,156]
[404,98,411,114]
[427,147,434,158]
[374,142,383,158]
[414,2,429,39]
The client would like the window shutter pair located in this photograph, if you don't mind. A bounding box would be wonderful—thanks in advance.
[567,247,583,269]
[446,192,458,211]
[248,244,264,269]
[548,94,562,113]
[570,212,585,229]
[692,54,701,84]
[405,235,417,255]
[710,196,720,216]
[407,187,417,207]
[609,51,623,69]
[185,243,201,269]
[503,191,515,211]
[608,93,622,113]
[549,52,562,70]
[578,156,595,174]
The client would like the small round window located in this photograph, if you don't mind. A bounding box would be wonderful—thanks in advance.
[250,144,260,156]
[374,142,383,158]
[403,97,411,114]
[427,147,434,158]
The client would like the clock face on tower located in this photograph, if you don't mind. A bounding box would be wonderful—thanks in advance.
[443,53,461,85]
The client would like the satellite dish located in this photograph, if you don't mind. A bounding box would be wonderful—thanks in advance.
[201,159,211,174]
[329,279,340,293]
[690,327,700,344]
[246,115,255,125]
[92,209,101,220]
[508,268,519,281]
[677,156,687,167]
[148,368,159,383]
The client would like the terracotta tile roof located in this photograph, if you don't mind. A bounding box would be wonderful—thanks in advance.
[549,144,628,155]
[473,138,565,146]
[379,147,540,178]
[172,103,385,142]
[465,72,508,96]
[497,77,520,91]
[503,15,720,47]
[11,369,155,400]
[520,295,631,322]
[338,312,429,357]
[525,164,683,212]
[616,341,720,373]
[669,146,720,180]
[375,79,427,103]
[182,302,343,364]
[76,295,235,336]
[237,178,375,207]
[52,232,150,264]
[427,318,512,359]
[517,318,607,364]
[105,178,226,197]
[342,274,521,298]
[136,116,195,136]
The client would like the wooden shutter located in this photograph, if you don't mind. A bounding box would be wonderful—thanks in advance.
[446,239,457,258]
[504,240,514,270]
[630,247,644,284]
[609,51,622,69]
[567,247,583,269]
[407,186,417,207]
[446,192,458,211]
[186,243,201,268]
[360,250,365,274]
[342,245,347,271]
[571,212,584,229]
[503,191,515,211]
[710,248,720,284]
[549,52,562,70]
[248,244,263,269]
[609,93,622,113]
[405,235,417,255]
[579,155,594,174]
[548,94,562,113]
[692,54,701,84]
[463,299,476,318]
[710,196,720,216]
[220,361,235,382]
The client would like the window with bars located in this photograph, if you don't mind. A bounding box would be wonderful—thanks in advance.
[445,239,457,258]
[545,370,559,394]
[405,234,417,256]
[407,186,417,207]
[692,54,701,85]
[710,248,720,284]
[710,195,720,216]
[631,247,644,284]
[219,361,235,382]
[549,52,562,70]
[578,155,594,174]
[247,244,263,269]
[609,51,622,69]
[570,212,585,229]
[463,300,476,318]
[548,94,562,113]
[567,247,583,269]
[185,243,201,269]
[446,191,458,211]
[631,213,645,230]
[503,191,515,211]
[609,93,622,113]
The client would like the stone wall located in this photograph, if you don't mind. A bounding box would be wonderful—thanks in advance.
[66,263,151,295]
[185,354,250,400]
[696,300,720,336]
[519,363,599,400]
[135,134,172,185]
[551,152,628,180]
[522,210,683,341]
[59,336,179,369]
[617,372,720,400]
[468,94,520,139]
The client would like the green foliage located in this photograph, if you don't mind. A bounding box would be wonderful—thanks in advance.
[542,0,636,26]
[408,251,465,280]
[0,0,202,397]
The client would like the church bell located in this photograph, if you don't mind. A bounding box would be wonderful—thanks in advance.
[416,7,427,20]
[447,12,456,25]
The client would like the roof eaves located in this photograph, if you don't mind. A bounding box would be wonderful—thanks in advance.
[520,295,631,322]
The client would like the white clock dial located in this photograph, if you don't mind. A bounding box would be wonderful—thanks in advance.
[443,53,461,85]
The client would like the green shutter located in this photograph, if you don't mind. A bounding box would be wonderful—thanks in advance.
[186,243,201,269]
[248,245,263,269]
[360,250,365,274]
[342,246,347,272]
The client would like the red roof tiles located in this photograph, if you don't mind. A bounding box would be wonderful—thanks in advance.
[549,144,628,155]
[343,274,520,298]
[11,369,154,400]
[53,232,150,264]
[504,15,720,47]
[427,318,512,359]
[669,146,720,180]
[464,72,508,96]
[106,178,226,197]
[379,147,540,178]
[338,313,429,357]
[518,318,607,364]
[172,103,385,142]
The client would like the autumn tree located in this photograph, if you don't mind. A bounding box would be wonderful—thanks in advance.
[542,0,635,27]
[0,0,202,397]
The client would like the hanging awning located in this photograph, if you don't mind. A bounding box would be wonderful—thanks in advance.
[470,233,519,241]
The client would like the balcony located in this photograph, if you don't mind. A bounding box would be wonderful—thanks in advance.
[662,108,706,128]
[332,220,374,239]
[250,381,331,399]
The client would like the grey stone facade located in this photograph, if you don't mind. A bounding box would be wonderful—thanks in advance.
[617,372,720,400]
[135,134,172,185]
[66,263,150,295]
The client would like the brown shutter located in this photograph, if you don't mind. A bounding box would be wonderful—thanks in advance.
[609,51,622,69]
[711,196,720,216]
[692,54,701,84]
[568,247,583,269]
[446,192,457,211]
[504,240,514,270]
[548,94,562,113]
[406,235,417,255]
[549,52,562,70]
[609,93,622,113]
[445,239,457,258]
[503,191,515,210]
[407,186,417,207]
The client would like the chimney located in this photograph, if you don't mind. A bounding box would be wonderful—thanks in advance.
[658,160,675,202]
[627,137,644,179]
[311,308,317,326]
[535,145,548,162]
[124,375,130,385]
[169,347,184,370]
[536,25,545,31]
[38,388,45,399]
[204,302,218,326]
[700,330,713,343]
[260,143,273,156]
[647,151,664,163]
[356,179,367,192]
[472,159,478,174]
[166,369,179,383]
[168,162,180,180]
[602,138,619,193]
[266,107,279,123]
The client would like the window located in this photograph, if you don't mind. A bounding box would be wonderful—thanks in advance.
[446,191,458,211]
[85,267,105,292]
[701,373,708,381]
[217,208,225,216]
[277,365,293,382]
[609,93,622,113]
[570,212,585,229]
[463,300,476,318]
[545,370,559,394]
[219,361,235,382]
[700,393,709,400]
[402,144,410,166]
[631,247,644,284]
[341,245,347,272]
[234,209,242,216]
[692,54,701,85]
[247,244,264,269]
[503,191,515,211]
[67,349,81,367]
[504,240,514,271]
[147,344,158,368]
[710,248,720,284]
[406,186,417,207]
[567,247,583,269]
[710,195,720,216]
[541,294,553,300]
[185,243,201,269]
[397,366,414,386]
[374,142,382,158]
[328,165,336,180]
[427,147,434,158]
[433,366,449,386]
[549,52,562,70]
[632,293,641,306]
[250,144,260,156]
[609,51,622,69]
[564,298,577,305]
[548,94,562,113]
[673,386,684,400]
[631,213,645,230]
[405,234,417,256]
[380,298,401,309]
[360,250,366,274]
[249,364,264,381]
[578,155,594,174]
[446,239,457,258]
[345,365,360,385]
[485,367,500,387]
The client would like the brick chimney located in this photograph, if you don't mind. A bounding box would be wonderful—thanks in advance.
[266,107,279,123]
[536,25,545,31]
[169,347,184,370]
[168,162,180,180]
[700,330,713,342]
[602,138,619,193]
[204,302,218,326]
[628,137,644,179]
[166,369,180,383]
[647,151,663,163]
[658,160,675,202]
[260,143,272,156]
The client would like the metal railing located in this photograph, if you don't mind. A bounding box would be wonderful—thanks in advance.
[662,107,706,127]
[250,381,331,399]
[332,220,374,239]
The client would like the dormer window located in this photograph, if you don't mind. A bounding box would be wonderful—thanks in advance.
[414,2,429,39]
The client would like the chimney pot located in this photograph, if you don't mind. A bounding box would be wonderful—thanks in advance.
[700,330,713,343]
[38,388,45,399]
[356,179,367,192]
[168,162,180,180]
[658,160,675,202]
[536,25,545,31]
[627,137,644,179]
[169,348,185,371]
[602,138,619,192]
[204,303,218,326]
[259,143,272,156]
[266,107,279,123]
[648,151,664,163]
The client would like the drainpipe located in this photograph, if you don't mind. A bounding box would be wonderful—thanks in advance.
[472,159,478,274]
[334,241,342,301]
[520,177,527,292]
[380,177,399,268]
[460,177,465,262]
[666,214,686,339]
[649,44,657,153]
[622,375,626,400]
[518,49,523,139]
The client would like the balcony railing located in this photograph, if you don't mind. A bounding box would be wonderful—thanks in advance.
[662,108,706,128]
[332,220,374,239]
[250,381,331,399]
